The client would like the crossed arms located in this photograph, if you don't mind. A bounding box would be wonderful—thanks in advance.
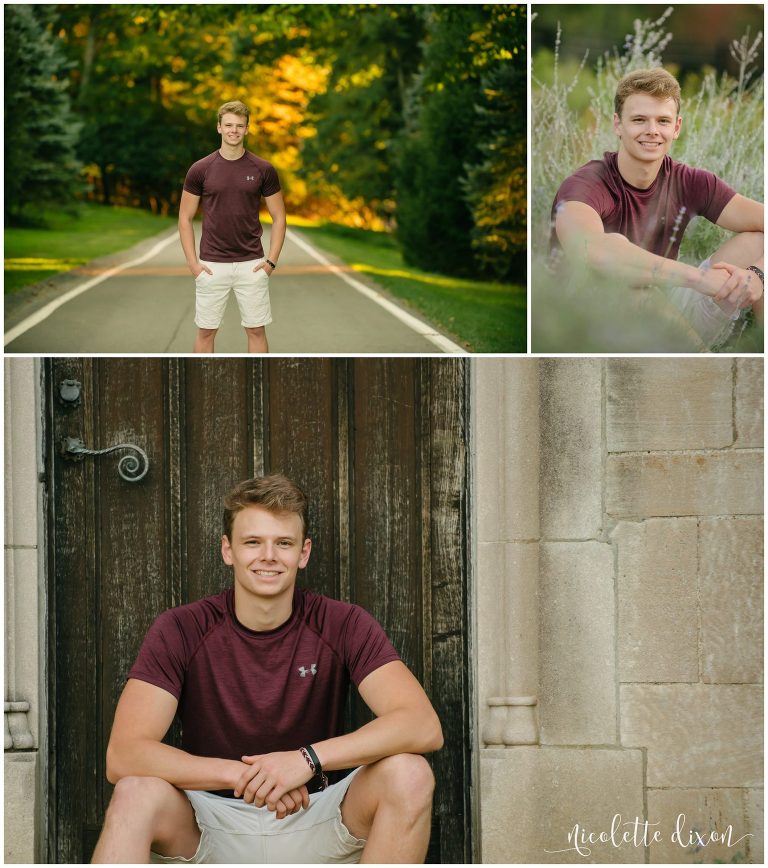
[555,194,764,311]
[106,660,443,818]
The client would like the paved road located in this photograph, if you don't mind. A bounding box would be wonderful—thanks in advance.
[4,225,465,354]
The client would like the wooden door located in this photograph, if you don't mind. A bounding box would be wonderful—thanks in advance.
[44,358,471,863]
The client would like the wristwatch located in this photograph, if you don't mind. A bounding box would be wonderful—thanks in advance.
[265,258,277,269]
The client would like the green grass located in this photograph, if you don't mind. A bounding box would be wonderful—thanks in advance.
[5,203,177,295]
[293,222,526,353]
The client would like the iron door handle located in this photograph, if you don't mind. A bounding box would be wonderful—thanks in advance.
[60,437,149,482]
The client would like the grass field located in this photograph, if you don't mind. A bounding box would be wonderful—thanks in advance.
[5,203,177,295]
[293,222,526,353]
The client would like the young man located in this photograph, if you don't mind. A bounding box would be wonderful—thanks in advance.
[551,67,764,347]
[179,101,286,354]
[92,475,442,864]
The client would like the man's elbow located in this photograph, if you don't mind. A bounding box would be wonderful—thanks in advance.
[105,741,130,785]
[420,711,444,753]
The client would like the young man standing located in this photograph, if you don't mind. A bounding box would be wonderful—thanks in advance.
[552,68,764,347]
[92,475,442,864]
[179,101,286,354]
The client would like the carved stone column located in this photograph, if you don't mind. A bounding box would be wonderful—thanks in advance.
[474,359,540,746]
[4,358,42,862]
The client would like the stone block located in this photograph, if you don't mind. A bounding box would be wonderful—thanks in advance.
[745,788,763,864]
[4,359,40,549]
[613,519,698,682]
[621,684,762,787]
[606,359,732,452]
[481,747,644,863]
[539,541,616,745]
[735,359,764,448]
[647,788,750,863]
[700,517,763,683]
[539,359,602,539]
[4,752,37,863]
[606,451,763,518]
[474,359,539,542]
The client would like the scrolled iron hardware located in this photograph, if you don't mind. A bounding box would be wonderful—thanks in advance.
[60,437,149,482]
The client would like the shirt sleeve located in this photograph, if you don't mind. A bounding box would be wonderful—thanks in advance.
[261,163,281,197]
[127,610,190,699]
[183,161,206,197]
[342,605,401,686]
[683,165,736,222]
[554,161,615,220]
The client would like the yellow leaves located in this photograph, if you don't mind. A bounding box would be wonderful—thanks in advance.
[133,16,147,25]
[333,64,384,92]
[73,22,88,38]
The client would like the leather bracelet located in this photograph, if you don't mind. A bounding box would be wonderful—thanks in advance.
[265,258,276,269]
[299,745,329,790]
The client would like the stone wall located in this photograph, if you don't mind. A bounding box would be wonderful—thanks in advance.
[477,358,763,864]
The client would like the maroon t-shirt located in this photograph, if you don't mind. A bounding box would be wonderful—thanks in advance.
[128,587,400,794]
[551,152,736,259]
[183,150,281,261]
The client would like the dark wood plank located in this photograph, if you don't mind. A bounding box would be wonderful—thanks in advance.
[183,359,252,602]
[266,359,337,600]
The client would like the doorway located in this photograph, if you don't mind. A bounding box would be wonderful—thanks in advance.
[44,358,472,863]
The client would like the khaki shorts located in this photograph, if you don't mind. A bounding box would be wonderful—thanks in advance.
[194,259,272,330]
[151,767,366,864]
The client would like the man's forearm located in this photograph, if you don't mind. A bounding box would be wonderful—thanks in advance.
[311,708,443,773]
[582,232,714,292]
[178,218,199,268]
[107,737,243,791]
[266,214,286,264]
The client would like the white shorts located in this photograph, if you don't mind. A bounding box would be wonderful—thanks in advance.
[194,259,272,330]
[151,768,366,864]
[665,258,739,348]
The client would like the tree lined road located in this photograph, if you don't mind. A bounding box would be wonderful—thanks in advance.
[4,225,465,354]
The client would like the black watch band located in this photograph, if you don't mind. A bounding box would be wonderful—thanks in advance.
[265,258,276,269]
[747,265,764,286]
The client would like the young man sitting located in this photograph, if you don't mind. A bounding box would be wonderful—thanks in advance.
[551,67,764,348]
[92,474,443,864]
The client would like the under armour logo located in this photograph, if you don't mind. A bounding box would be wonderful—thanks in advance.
[298,664,317,678]
[246,175,255,181]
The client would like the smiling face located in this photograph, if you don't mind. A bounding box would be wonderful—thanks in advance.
[221,505,311,605]
[217,112,248,148]
[614,93,682,164]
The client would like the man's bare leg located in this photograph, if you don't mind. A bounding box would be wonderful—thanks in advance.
[340,754,435,863]
[709,230,764,320]
[194,328,217,353]
[91,776,200,864]
[245,325,269,353]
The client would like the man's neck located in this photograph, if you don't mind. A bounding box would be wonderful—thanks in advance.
[219,143,245,161]
[616,148,662,190]
[233,585,294,631]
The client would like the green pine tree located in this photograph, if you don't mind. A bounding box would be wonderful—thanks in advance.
[4,4,84,223]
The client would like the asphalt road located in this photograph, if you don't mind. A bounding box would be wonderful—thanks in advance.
[4,225,465,354]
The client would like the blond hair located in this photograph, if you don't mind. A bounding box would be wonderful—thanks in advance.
[217,100,250,126]
[223,474,308,540]
[614,68,681,118]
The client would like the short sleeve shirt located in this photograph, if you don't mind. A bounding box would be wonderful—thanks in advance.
[551,152,736,259]
[128,587,400,793]
[183,150,281,261]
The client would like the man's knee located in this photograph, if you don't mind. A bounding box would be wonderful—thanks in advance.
[373,754,435,813]
[244,325,265,335]
[108,776,176,817]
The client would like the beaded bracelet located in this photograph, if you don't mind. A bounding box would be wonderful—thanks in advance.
[299,745,329,790]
